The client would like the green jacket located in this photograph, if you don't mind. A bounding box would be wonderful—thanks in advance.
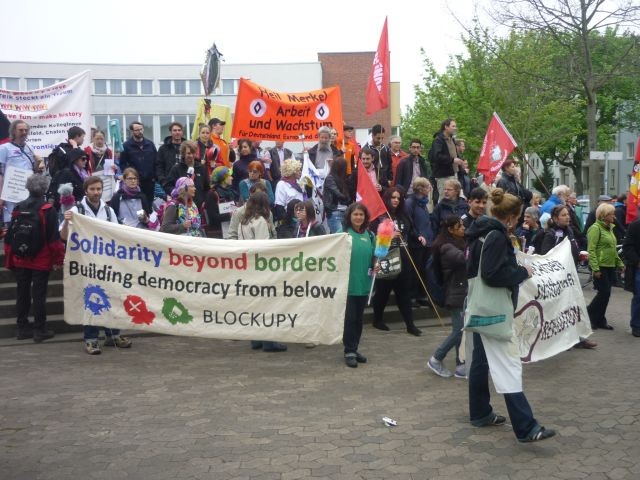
[587,220,623,272]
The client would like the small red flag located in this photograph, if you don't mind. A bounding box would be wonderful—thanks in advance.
[356,158,387,220]
[365,17,390,115]
[626,137,640,224]
[476,112,518,185]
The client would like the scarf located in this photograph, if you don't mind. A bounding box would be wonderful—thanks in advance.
[91,143,108,156]
[74,164,90,181]
[283,176,303,194]
[176,198,202,235]
[215,184,236,202]
[121,183,141,199]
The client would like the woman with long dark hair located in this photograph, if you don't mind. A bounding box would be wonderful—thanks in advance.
[342,202,378,367]
[370,187,422,336]
[427,215,468,378]
[323,157,352,233]
[231,139,256,194]
[465,188,555,443]
[294,200,326,238]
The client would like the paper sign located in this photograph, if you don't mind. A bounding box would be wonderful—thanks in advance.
[0,165,31,203]
[103,159,115,176]
[219,201,237,215]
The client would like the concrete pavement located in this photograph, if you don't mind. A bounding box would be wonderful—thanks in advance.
[1,287,639,480]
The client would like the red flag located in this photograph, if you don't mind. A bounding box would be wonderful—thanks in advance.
[356,158,387,219]
[365,17,390,115]
[476,112,518,185]
[626,137,640,224]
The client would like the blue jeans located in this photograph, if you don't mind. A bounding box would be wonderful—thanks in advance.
[83,325,121,341]
[468,333,539,440]
[587,266,616,327]
[327,210,345,234]
[631,269,640,331]
[434,308,464,365]
[343,295,367,354]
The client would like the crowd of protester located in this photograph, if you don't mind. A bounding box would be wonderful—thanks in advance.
[3,115,639,445]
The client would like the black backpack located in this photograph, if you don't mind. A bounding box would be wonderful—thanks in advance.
[47,145,69,177]
[6,202,50,258]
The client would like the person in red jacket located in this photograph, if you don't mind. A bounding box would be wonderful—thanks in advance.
[4,174,65,342]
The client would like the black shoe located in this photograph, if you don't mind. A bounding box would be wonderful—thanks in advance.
[250,341,263,350]
[518,426,556,443]
[590,323,599,330]
[487,414,507,426]
[33,329,55,343]
[632,329,640,338]
[262,342,287,352]
[407,325,422,336]
[600,324,614,330]
[417,298,430,307]
[345,355,358,368]
[372,322,390,331]
[355,352,367,363]
[16,329,33,340]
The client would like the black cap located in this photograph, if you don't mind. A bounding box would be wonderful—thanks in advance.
[68,148,89,163]
[208,117,226,127]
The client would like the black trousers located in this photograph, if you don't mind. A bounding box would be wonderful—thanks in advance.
[343,295,367,354]
[15,268,50,331]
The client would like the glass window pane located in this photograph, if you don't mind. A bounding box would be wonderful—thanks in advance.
[110,80,122,95]
[125,115,141,139]
[160,115,173,140]
[222,79,235,95]
[139,115,154,144]
[141,80,153,95]
[94,79,107,95]
[125,80,138,95]
[159,80,171,95]
[189,80,201,95]
[174,80,186,95]
[94,115,109,142]
[42,78,55,87]
[5,78,19,90]
[26,78,40,90]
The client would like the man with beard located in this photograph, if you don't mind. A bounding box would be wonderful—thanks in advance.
[308,126,341,169]
[119,121,158,204]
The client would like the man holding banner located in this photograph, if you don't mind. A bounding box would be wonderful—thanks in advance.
[0,120,44,223]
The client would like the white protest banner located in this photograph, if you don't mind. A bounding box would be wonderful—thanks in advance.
[301,152,328,221]
[0,71,91,157]
[514,239,592,363]
[0,165,30,203]
[63,214,352,345]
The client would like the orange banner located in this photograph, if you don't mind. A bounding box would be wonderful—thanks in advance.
[231,78,343,142]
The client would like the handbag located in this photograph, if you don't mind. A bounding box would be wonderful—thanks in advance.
[464,231,514,340]
[377,247,402,280]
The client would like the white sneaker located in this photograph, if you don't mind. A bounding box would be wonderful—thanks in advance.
[454,363,466,379]
[427,356,452,377]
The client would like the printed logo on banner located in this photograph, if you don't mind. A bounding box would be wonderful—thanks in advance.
[250,99,267,118]
[315,103,330,120]
[83,284,111,315]
[124,295,155,325]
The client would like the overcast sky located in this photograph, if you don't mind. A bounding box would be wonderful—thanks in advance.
[4,0,483,112]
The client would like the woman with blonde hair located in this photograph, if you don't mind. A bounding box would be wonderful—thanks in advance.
[464,188,555,443]
[586,202,624,330]
[274,158,304,221]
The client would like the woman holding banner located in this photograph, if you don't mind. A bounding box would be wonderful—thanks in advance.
[342,202,378,368]
[465,188,556,443]
[239,191,286,353]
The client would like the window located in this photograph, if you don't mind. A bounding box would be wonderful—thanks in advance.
[93,115,109,140]
[160,115,191,139]
[610,168,616,190]
[26,78,40,90]
[222,79,237,95]
[628,142,636,159]
[141,80,153,95]
[125,80,138,95]
[189,80,201,95]
[139,115,154,141]
[2,78,19,90]
[160,115,173,139]
[174,80,186,95]
[159,80,171,95]
[94,79,107,94]
[42,78,57,87]
[110,80,123,95]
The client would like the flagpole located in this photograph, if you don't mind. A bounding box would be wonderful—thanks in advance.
[521,153,551,198]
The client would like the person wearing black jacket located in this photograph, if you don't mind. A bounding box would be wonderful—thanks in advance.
[165,141,210,210]
[496,159,532,212]
[308,126,341,169]
[395,139,429,194]
[48,126,86,177]
[362,124,392,188]
[323,157,352,233]
[431,179,469,237]
[156,122,186,192]
[622,219,640,337]
[370,187,422,336]
[465,188,555,443]
[119,121,158,205]
[430,119,463,204]
[47,149,90,210]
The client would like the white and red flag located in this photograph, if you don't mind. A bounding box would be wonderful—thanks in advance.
[365,17,390,115]
[476,112,518,185]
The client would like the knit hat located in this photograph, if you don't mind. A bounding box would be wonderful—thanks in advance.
[171,176,194,198]
[211,166,231,185]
